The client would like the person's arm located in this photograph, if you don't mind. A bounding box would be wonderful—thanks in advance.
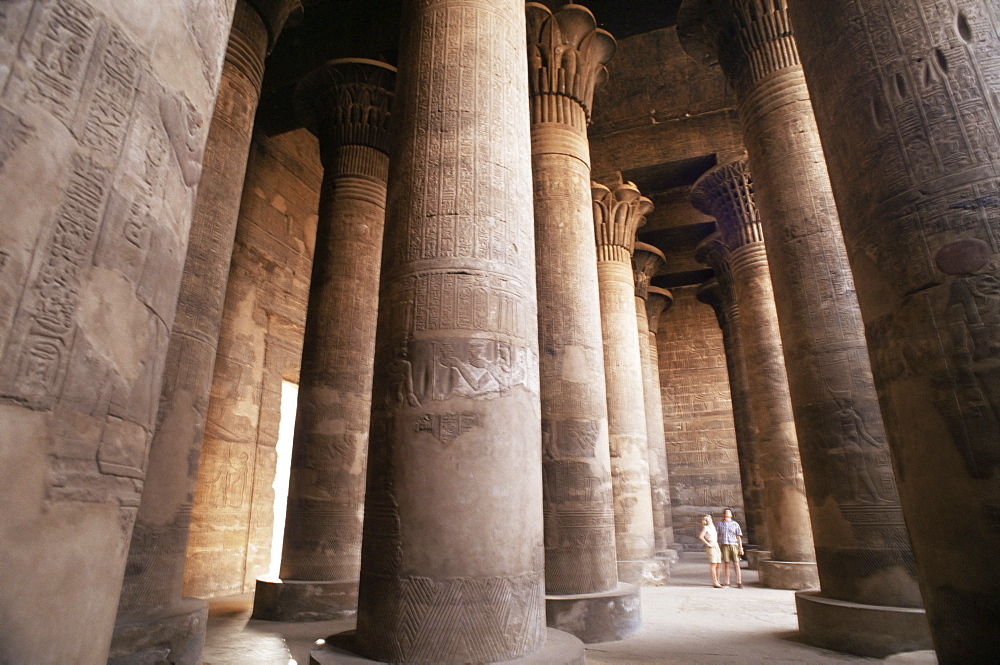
[697,526,709,545]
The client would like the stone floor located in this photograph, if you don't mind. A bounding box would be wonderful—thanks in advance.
[200,554,938,664]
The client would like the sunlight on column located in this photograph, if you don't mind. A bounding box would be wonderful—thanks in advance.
[268,380,298,579]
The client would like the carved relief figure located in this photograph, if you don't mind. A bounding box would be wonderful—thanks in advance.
[384,339,419,407]
[825,394,889,504]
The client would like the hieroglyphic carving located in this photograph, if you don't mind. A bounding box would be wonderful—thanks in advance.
[415,412,482,445]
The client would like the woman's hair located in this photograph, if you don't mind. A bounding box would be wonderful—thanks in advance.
[701,514,713,525]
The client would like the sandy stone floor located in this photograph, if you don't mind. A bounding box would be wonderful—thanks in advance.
[200,554,938,664]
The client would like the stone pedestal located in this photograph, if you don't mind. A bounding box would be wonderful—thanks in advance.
[526,2,640,643]
[593,181,660,586]
[349,1,550,662]
[108,2,298,662]
[633,243,676,558]
[689,161,818,590]
[695,272,766,548]
[252,58,395,623]
[311,628,585,665]
[796,591,933,658]
[680,2,928,653]
[0,1,230,662]
[786,1,1000,660]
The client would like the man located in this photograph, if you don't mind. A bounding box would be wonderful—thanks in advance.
[717,508,744,588]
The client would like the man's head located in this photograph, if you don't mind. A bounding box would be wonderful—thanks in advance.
[722,508,733,521]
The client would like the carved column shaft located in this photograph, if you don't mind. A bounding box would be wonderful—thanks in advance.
[252,59,395,622]
[634,244,675,553]
[680,2,922,622]
[690,162,817,587]
[527,2,619,597]
[787,1,1000,658]
[110,1,298,662]
[352,1,546,662]
[593,182,658,585]
[695,270,767,549]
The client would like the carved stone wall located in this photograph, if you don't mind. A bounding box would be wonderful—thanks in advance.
[0,1,233,661]
[183,128,319,598]
[656,286,744,548]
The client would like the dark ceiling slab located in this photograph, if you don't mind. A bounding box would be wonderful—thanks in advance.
[573,0,682,38]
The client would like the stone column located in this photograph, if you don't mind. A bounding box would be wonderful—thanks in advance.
[695,239,767,550]
[689,161,818,590]
[787,1,999,660]
[525,2,640,644]
[251,59,395,622]
[632,242,676,557]
[0,1,229,662]
[108,3,299,662]
[592,181,660,586]
[311,1,582,663]
[679,3,929,655]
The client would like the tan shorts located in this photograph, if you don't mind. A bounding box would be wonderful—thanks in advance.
[705,544,722,564]
[720,543,741,562]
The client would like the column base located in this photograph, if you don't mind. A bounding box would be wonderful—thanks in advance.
[310,627,585,665]
[617,558,669,586]
[745,549,771,570]
[252,577,358,621]
[108,597,208,665]
[656,548,680,566]
[796,590,932,658]
[545,582,641,643]
[757,560,819,590]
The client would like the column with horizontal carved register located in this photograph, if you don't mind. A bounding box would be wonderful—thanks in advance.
[690,159,818,591]
[525,2,641,644]
[679,2,928,655]
[786,1,999,660]
[632,243,677,563]
[309,1,584,663]
[110,1,301,660]
[695,238,767,551]
[0,0,233,662]
[251,58,395,623]
[593,181,660,586]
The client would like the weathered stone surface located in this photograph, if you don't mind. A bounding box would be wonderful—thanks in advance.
[545,582,642,644]
[527,1,620,603]
[593,181,659,585]
[111,2,296,661]
[633,243,675,555]
[689,159,817,587]
[351,1,546,662]
[787,0,1000,659]
[183,127,319,599]
[655,285,745,549]
[254,58,395,623]
[0,1,232,662]
[695,271,766,548]
[680,2,924,643]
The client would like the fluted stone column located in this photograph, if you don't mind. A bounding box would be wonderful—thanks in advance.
[310,1,583,663]
[107,2,299,663]
[251,59,395,623]
[696,239,767,550]
[525,2,640,644]
[633,243,676,558]
[593,181,659,586]
[679,3,929,655]
[787,2,999,660]
[689,161,818,590]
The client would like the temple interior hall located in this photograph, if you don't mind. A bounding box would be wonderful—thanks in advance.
[0,1,997,664]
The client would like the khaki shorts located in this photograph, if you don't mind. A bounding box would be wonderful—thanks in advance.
[705,544,722,564]
[720,543,741,562]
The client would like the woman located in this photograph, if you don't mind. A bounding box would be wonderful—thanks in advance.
[698,514,723,588]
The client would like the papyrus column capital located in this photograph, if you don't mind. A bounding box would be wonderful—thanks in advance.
[646,286,673,332]
[294,59,396,168]
[593,181,653,264]
[632,242,666,301]
[690,158,763,251]
[677,0,798,93]
[244,0,303,51]
[526,2,616,130]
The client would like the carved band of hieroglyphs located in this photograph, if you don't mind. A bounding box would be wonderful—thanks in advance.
[415,412,482,444]
[384,337,537,406]
[356,571,544,664]
[0,153,110,407]
[544,458,612,504]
